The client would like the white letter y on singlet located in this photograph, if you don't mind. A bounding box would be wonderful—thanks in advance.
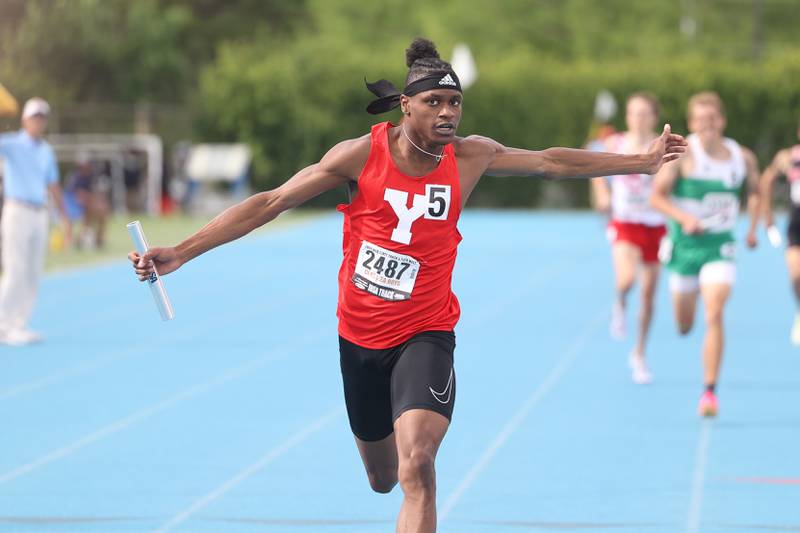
[384,188,427,245]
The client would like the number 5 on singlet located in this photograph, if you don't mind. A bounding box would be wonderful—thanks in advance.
[352,240,420,301]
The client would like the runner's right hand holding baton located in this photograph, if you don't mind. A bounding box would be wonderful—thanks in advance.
[127,221,175,321]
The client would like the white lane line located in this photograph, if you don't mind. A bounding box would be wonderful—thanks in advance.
[686,421,713,533]
[42,213,326,280]
[439,307,607,522]
[149,235,592,529]
[0,353,128,401]
[3,232,591,402]
[153,406,345,533]
[462,255,591,327]
[0,328,328,485]
[0,284,326,402]
[3,216,331,398]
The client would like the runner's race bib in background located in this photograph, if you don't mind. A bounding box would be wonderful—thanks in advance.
[701,193,739,232]
[352,240,420,301]
[618,175,650,212]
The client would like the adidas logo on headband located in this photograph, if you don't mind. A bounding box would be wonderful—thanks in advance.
[439,74,457,87]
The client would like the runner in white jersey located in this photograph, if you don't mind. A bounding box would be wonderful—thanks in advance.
[591,93,665,384]
[651,92,760,417]
[760,120,800,343]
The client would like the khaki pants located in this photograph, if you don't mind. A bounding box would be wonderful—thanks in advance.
[0,201,48,331]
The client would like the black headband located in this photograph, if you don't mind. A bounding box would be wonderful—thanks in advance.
[365,71,462,115]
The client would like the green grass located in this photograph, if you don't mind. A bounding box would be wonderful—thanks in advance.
[45,209,323,272]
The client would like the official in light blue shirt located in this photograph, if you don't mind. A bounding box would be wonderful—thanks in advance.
[0,127,60,206]
[0,97,70,345]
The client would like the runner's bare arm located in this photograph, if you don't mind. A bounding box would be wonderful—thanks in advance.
[651,158,702,234]
[743,147,761,248]
[590,177,611,212]
[130,136,369,278]
[759,149,789,227]
[477,125,685,179]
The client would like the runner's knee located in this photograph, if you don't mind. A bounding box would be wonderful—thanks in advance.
[704,307,724,327]
[398,449,436,496]
[616,273,635,294]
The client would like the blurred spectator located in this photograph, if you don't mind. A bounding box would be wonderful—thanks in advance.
[0,97,71,346]
[64,155,110,249]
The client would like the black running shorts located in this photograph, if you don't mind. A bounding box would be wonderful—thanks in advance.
[789,207,800,247]
[339,330,456,442]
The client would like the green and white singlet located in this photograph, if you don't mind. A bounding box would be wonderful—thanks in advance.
[661,134,747,276]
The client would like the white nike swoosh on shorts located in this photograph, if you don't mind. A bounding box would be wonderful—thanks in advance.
[430,368,454,404]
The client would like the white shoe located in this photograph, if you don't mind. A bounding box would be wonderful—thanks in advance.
[628,352,653,385]
[0,328,44,346]
[610,301,626,340]
[791,313,800,346]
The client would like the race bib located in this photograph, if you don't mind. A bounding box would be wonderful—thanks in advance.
[615,175,650,211]
[352,240,420,301]
[621,189,649,210]
[701,193,738,232]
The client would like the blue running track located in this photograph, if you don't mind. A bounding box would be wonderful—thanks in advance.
[1,211,797,532]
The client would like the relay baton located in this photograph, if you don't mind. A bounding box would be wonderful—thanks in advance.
[127,221,175,321]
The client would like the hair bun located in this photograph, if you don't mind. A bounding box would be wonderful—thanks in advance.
[405,38,440,68]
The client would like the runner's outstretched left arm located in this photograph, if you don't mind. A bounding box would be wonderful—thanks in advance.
[483,125,686,179]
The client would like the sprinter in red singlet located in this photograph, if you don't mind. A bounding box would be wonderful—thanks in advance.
[591,93,666,384]
[130,38,686,533]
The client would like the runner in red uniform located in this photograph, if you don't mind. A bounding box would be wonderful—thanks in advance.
[130,38,686,532]
[337,120,462,348]
[590,93,666,384]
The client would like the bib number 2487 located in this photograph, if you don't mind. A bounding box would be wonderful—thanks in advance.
[352,241,420,301]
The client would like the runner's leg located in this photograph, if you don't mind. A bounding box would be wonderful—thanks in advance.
[339,336,399,493]
[700,283,730,387]
[390,331,455,532]
[629,261,660,384]
[394,409,449,533]
[636,262,660,356]
[354,434,398,493]
[610,241,640,339]
[699,262,735,389]
[669,273,699,335]
[696,261,734,416]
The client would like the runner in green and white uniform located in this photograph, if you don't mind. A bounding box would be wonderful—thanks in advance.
[651,91,760,417]
[664,133,745,276]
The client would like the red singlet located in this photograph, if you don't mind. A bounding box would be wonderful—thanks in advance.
[337,122,462,348]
